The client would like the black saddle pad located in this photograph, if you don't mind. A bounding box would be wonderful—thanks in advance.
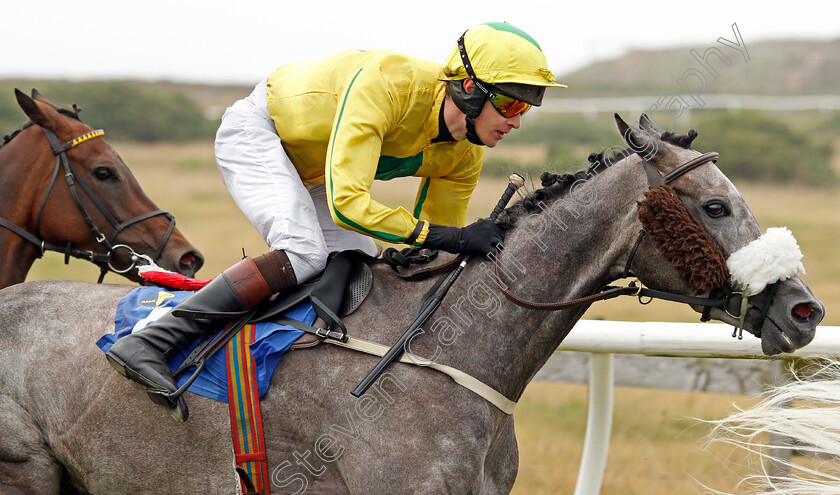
[251,250,373,324]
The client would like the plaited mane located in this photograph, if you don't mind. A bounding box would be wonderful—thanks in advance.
[496,148,631,230]
[660,129,698,149]
[495,125,728,294]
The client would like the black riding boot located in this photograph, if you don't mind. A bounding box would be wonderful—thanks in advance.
[106,251,296,421]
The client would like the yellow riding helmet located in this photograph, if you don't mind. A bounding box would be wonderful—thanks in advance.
[442,22,567,89]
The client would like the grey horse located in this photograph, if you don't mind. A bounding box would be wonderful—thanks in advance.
[0,115,824,494]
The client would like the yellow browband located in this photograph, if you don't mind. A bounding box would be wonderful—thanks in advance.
[70,129,105,148]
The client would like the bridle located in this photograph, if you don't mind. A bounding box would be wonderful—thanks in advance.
[495,150,778,339]
[0,127,176,282]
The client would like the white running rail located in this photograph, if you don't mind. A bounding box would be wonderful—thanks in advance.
[556,320,840,495]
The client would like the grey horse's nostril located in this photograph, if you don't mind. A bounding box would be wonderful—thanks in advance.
[792,303,815,322]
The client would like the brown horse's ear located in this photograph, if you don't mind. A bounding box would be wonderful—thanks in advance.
[15,88,60,131]
[30,89,62,111]
[31,88,50,104]
[15,89,46,123]
[32,89,83,118]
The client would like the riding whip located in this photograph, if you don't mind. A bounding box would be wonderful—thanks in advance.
[351,173,525,397]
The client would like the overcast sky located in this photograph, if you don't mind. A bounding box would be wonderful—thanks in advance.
[2,0,838,85]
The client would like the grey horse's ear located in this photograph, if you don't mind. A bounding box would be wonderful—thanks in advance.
[615,113,661,161]
[614,113,630,138]
[639,113,663,134]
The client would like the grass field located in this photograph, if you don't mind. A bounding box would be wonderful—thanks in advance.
[23,140,838,494]
[512,382,762,494]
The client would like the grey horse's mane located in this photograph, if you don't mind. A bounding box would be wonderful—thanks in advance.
[496,127,701,230]
[660,129,698,149]
[1,105,83,150]
[496,147,632,230]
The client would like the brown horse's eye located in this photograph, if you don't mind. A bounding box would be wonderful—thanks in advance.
[703,201,728,218]
[93,167,117,181]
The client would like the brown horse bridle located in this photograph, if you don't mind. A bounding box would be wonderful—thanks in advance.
[0,127,176,283]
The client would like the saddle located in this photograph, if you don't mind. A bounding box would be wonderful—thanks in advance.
[253,249,374,349]
[173,250,375,363]
[156,247,453,405]
[202,247,451,351]
[265,247,458,348]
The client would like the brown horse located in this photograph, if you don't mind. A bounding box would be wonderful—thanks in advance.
[0,89,204,288]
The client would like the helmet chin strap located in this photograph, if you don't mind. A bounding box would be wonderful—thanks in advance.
[465,116,485,146]
[454,32,490,147]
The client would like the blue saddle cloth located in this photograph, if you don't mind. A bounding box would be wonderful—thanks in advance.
[97,286,314,403]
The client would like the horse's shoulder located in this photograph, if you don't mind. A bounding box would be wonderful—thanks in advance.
[0,281,133,336]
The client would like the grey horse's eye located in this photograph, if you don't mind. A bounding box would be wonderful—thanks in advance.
[703,201,728,218]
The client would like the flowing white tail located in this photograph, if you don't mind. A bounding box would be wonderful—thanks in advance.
[707,358,840,494]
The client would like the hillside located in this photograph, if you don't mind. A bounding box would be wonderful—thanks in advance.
[2,37,839,185]
[554,38,840,97]
[3,37,840,121]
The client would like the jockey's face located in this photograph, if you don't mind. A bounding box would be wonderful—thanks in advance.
[461,78,522,148]
[472,98,522,148]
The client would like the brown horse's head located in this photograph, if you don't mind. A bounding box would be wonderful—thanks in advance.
[0,89,203,286]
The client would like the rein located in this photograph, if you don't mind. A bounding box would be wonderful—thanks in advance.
[0,127,176,282]
[492,151,773,338]
[494,246,731,312]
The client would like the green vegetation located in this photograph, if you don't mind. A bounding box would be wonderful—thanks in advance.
[0,92,19,133]
[0,81,217,142]
[483,109,837,186]
[692,110,836,185]
[2,61,838,185]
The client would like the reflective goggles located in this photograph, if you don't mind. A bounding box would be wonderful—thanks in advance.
[481,84,531,118]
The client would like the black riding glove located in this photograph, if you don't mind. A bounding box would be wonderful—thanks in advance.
[422,219,505,256]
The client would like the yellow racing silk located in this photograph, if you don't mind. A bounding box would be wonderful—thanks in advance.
[266,50,484,246]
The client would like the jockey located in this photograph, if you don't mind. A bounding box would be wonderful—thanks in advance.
[105,22,565,417]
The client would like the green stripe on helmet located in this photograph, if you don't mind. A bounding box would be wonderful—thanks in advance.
[481,22,542,51]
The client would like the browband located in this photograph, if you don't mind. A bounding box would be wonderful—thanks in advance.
[662,151,719,184]
[642,151,719,189]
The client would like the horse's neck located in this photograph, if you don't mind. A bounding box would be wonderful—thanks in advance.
[0,233,39,288]
[0,139,48,288]
[427,159,645,402]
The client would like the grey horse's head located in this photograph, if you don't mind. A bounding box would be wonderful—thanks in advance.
[615,114,825,355]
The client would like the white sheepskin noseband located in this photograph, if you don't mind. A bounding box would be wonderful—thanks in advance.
[726,227,805,295]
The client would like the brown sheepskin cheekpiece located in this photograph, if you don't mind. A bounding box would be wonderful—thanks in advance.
[637,185,730,294]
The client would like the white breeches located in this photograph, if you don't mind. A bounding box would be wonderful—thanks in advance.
[215,80,378,283]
